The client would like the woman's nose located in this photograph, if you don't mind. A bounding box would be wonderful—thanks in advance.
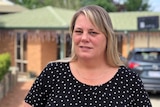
[81,32,89,42]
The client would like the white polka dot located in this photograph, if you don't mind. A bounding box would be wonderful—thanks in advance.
[24,63,152,107]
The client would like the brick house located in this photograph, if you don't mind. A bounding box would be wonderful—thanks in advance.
[0,0,27,14]
[109,12,160,57]
[0,6,74,75]
[0,6,160,75]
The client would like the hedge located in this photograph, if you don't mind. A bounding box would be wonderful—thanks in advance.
[0,53,11,80]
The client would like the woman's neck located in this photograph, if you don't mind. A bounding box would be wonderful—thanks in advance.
[70,58,118,86]
[70,54,111,76]
[76,58,109,72]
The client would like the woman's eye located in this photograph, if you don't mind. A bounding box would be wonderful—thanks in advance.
[74,30,82,34]
[89,31,98,36]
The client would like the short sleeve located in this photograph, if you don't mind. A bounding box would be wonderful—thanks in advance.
[24,63,53,107]
[130,71,152,107]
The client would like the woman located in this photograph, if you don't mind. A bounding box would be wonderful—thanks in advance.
[24,5,152,107]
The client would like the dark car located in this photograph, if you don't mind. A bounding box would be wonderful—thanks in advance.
[127,48,160,93]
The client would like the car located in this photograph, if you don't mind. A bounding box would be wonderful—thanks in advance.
[127,48,160,93]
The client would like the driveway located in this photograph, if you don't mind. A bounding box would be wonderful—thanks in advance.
[0,79,34,107]
[149,92,160,107]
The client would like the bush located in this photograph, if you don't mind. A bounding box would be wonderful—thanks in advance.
[0,53,11,80]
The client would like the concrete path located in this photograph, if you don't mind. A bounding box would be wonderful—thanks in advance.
[0,79,34,107]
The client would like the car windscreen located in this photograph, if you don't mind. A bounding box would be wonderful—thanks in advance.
[134,51,160,62]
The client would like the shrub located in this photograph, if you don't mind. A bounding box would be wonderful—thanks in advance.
[0,53,11,80]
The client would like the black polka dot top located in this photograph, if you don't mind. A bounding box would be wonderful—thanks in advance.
[24,62,152,107]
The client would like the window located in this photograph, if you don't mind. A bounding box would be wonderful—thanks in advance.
[15,32,27,72]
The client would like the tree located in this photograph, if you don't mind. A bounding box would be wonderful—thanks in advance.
[10,0,150,12]
[10,0,45,9]
[10,0,81,10]
[124,0,150,11]
[81,0,117,12]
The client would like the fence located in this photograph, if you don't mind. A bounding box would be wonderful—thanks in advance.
[0,67,18,100]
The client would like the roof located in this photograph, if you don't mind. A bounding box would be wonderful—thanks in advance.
[0,6,160,31]
[0,4,27,13]
[0,6,75,29]
[0,0,14,5]
[0,0,26,13]
[109,11,160,31]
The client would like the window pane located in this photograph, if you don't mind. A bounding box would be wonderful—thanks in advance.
[17,63,21,72]
[23,33,27,60]
[17,48,21,59]
[16,33,21,45]
[135,52,160,62]
[23,64,27,72]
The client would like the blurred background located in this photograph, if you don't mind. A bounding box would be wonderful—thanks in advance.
[0,0,160,107]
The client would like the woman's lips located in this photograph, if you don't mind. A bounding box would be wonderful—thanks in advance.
[79,46,92,49]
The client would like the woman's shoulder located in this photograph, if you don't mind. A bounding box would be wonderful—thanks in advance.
[45,61,70,70]
[119,66,136,74]
[39,61,70,75]
[118,66,142,83]
[36,61,70,81]
[47,61,69,67]
[118,66,140,79]
[46,58,70,67]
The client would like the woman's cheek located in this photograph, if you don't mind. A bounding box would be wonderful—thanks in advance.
[73,36,81,44]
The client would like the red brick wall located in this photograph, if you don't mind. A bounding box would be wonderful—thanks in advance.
[121,31,160,58]
[41,40,57,72]
[27,39,42,75]
[27,39,57,75]
[0,34,15,66]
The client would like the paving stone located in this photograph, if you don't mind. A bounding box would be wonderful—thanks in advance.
[0,80,34,107]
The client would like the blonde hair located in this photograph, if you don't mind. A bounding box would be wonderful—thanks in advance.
[70,5,124,67]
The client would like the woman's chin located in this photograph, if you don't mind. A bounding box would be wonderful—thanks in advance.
[78,55,93,60]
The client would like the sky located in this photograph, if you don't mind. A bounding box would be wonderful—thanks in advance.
[114,0,160,12]
[149,0,160,12]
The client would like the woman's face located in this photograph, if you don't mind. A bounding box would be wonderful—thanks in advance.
[72,14,107,60]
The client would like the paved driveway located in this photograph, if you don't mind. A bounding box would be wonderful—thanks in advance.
[0,80,34,107]
[149,92,160,107]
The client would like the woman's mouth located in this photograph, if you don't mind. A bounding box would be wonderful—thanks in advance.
[80,46,92,49]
